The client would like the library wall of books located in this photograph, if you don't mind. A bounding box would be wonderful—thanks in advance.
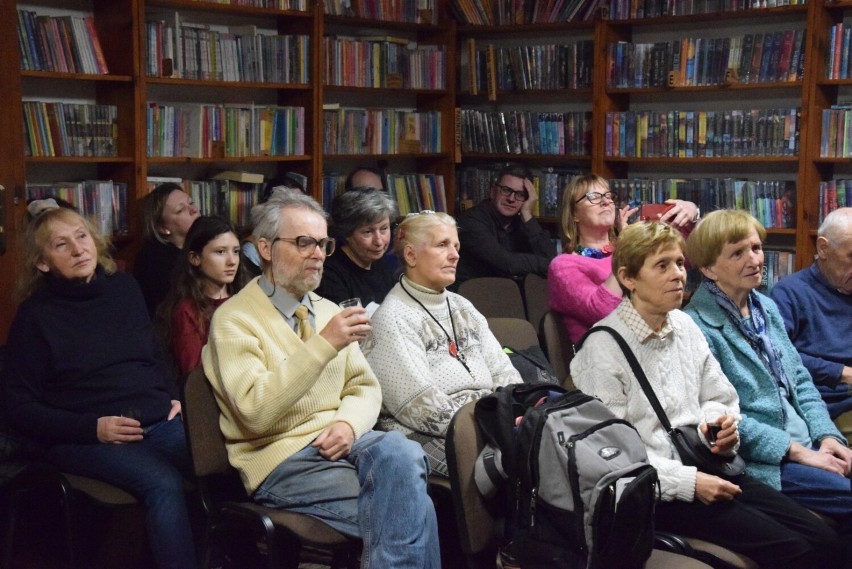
[1,0,851,339]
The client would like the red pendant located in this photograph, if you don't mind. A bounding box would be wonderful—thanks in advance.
[449,341,459,358]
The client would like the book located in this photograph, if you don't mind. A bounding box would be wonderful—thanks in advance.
[212,170,264,184]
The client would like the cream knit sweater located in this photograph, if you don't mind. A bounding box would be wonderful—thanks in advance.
[202,279,381,493]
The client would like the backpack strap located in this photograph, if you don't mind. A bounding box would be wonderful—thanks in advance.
[576,325,674,433]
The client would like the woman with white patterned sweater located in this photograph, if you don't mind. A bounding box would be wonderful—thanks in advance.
[365,211,522,476]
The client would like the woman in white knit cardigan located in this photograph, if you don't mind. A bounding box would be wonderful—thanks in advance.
[571,221,843,569]
[365,211,521,477]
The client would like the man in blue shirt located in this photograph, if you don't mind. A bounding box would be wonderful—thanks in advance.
[771,207,852,431]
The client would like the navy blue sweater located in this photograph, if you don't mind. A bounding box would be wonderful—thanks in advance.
[4,270,177,446]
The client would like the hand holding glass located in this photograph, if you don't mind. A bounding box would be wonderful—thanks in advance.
[339,298,371,344]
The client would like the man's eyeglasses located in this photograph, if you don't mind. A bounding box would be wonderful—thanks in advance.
[273,235,336,257]
[575,191,616,205]
[494,184,529,201]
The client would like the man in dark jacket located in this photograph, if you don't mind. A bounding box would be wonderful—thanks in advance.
[456,164,557,285]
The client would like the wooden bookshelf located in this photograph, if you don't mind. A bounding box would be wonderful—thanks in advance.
[0,0,849,341]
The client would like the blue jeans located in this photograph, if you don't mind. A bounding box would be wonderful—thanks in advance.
[46,417,196,569]
[254,430,440,569]
[781,454,852,565]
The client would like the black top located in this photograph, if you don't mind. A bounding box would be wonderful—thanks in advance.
[133,238,181,316]
[456,199,557,285]
[3,270,177,446]
[316,249,398,306]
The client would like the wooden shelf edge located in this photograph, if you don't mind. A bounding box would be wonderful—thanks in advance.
[605,3,808,26]
[323,85,448,94]
[607,81,803,94]
[145,0,313,18]
[24,156,134,164]
[460,153,592,161]
[324,14,441,31]
[145,77,311,90]
[604,156,799,163]
[147,155,312,163]
[20,71,133,82]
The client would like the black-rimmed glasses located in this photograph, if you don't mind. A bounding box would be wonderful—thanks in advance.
[273,235,336,257]
[575,191,616,205]
[494,184,529,201]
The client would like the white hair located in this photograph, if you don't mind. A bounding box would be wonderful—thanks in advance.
[818,207,852,246]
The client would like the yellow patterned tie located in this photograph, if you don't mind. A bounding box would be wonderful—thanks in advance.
[294,305,313,341]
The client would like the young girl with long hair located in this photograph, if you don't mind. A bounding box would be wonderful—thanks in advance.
[161,216,250,377]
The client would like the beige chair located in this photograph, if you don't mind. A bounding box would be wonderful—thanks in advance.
[458,277,526,320]
[522,273,549,331]
[540,310,575,389]
[182,368,358,569]
[445,401,713,569]
[486,317,540,351]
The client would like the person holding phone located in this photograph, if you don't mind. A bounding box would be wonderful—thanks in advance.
[549,174,700,344]
[456,163,557,285]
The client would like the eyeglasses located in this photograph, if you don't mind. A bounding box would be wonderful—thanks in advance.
[494,184,529,201]
[575,191,616,205]
[273,235,336,257]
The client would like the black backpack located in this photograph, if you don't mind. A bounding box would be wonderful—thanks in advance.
[475,383,659,569]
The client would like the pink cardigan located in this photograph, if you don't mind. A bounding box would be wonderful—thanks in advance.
[547,253,622,344]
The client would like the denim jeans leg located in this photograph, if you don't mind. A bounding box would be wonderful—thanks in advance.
[253,442,362,537]
[348,431,441,569]
[46,418,197,569]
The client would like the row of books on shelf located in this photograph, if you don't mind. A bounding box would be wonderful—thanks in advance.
[818,179,852,223]
[322,172,448,215]
[187,0,308,9]
[605,108,799,158]
[26,180,128,236]
[145,17,310,83]
[322,107,442,155]
[760,250,796,293]
[323,37,446,89]
[148,175,265,227]
[23,102,117,158]
[608,30,804,89]
[323,0,438,24]
[456,165,581,217]
[146,103,305,158]
[609,177,796,229]
[460,109,592,156]
[607,0,804,20]
[461,40,593,95]
[450,0,604,25]
[826,22,852,80]
[819,106,852,158]
[17,9,108,74]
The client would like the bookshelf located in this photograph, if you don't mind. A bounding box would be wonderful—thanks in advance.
[0,0,847,341]
[451,1,822,270]
[319,6,457,215]
[0,0,458,342]
[454,21,595,223]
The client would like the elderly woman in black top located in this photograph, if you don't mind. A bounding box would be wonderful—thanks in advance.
[316,187,398,306]
[3,207,196,569]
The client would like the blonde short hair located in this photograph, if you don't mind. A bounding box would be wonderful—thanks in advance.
[686,209,766,269]
[18,208,116,300]
[394,212,456,266]
[560,174,617,252]
[613,222,685,293]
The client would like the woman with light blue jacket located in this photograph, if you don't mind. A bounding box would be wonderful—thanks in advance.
[685,210,852,551]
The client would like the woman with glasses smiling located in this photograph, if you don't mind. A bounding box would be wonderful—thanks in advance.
[548,174,699,345]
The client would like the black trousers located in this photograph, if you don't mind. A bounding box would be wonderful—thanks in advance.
[655,474,845,569]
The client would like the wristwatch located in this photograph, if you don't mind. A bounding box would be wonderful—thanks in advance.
[691,207,701,224]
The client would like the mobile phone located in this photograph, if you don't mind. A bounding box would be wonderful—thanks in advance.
[640,203,674,222]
